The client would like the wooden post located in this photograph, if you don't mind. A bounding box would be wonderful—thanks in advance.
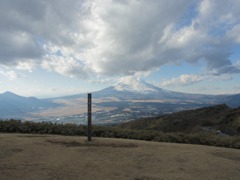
[87,93,92,141]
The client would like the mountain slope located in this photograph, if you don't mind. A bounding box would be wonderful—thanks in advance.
[50,77,239,107]
[223,94,240,108]
[24,78,223,124]
[1,78,239,121]
[119,104,240,135]
[93,78,218,102]
[0,91,58,118]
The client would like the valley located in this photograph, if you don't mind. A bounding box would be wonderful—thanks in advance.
[25,97,212,125]
[0,78,240,125]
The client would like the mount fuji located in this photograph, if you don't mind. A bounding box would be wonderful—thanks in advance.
[113,77,161,94]
[1,78,239,124]
[59,77,240,107]
[93,77,220,103]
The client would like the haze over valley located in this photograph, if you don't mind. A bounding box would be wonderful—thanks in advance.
[1,78,240,125]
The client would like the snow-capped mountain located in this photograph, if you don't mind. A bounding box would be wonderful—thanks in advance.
[49,77,240,108]
[1,79,239,123]
[91,77,238,106]
[113,77,161,94]
[93,77,215,101]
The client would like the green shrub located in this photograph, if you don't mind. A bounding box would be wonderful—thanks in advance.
[1,119,240,149]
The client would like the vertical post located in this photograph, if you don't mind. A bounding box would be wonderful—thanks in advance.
[87,93,92,141]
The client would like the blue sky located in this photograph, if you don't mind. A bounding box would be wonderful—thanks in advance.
[0,0,240,98]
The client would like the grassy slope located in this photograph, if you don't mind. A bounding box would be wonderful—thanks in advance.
[0,133,240,180]
[119,104,240,135]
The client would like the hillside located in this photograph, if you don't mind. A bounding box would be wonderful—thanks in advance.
[1,78,240,123]
[0,133,240,180]
[0,91,59,118]
[119,104,240,136]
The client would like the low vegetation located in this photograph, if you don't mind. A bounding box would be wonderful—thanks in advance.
[1,104,239,149]
[119,104,240,136]
[1,118,240,149]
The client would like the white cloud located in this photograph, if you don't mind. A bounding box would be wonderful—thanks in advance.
[0,0,240,80]
[42,54,90,79]
[207,61,240,75]
[49,87,85,96]
[88,77,115,84]
[0,69,22,80]
[228,24,240,43]
[161,74,206,87]
[161,71,235,87]
[16,60,36,72]
[234,85,240,90]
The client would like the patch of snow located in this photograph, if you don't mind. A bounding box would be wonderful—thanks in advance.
[114,77,158,93]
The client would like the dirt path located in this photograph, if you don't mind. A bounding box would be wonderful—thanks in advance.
[0,133,240,180]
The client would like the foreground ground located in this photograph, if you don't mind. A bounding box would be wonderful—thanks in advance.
[0,133,240,180]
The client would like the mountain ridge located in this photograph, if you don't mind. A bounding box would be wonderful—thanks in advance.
[0,91,59,118]
[119,104,240,136]
[1,78,240,121]
[36,78,240,109]
[93,78,230,103]
[42,78,238,104]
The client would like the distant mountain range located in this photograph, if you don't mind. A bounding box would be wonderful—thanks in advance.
[95,78,221,101]
[0,91,58,118]
[0,78,240,122]
[61,77,240,107]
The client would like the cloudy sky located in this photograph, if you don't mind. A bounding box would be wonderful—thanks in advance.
[0,0,240,98]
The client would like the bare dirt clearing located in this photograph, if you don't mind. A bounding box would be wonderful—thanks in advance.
[0,133,240,180]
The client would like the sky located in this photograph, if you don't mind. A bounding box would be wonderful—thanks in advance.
[0,0,240,98]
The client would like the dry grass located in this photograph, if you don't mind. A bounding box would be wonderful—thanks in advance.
[28,97,172,118]
[0,133,240,180]
[28,97,117,118]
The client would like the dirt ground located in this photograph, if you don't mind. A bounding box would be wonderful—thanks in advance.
[0,133,240,180]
